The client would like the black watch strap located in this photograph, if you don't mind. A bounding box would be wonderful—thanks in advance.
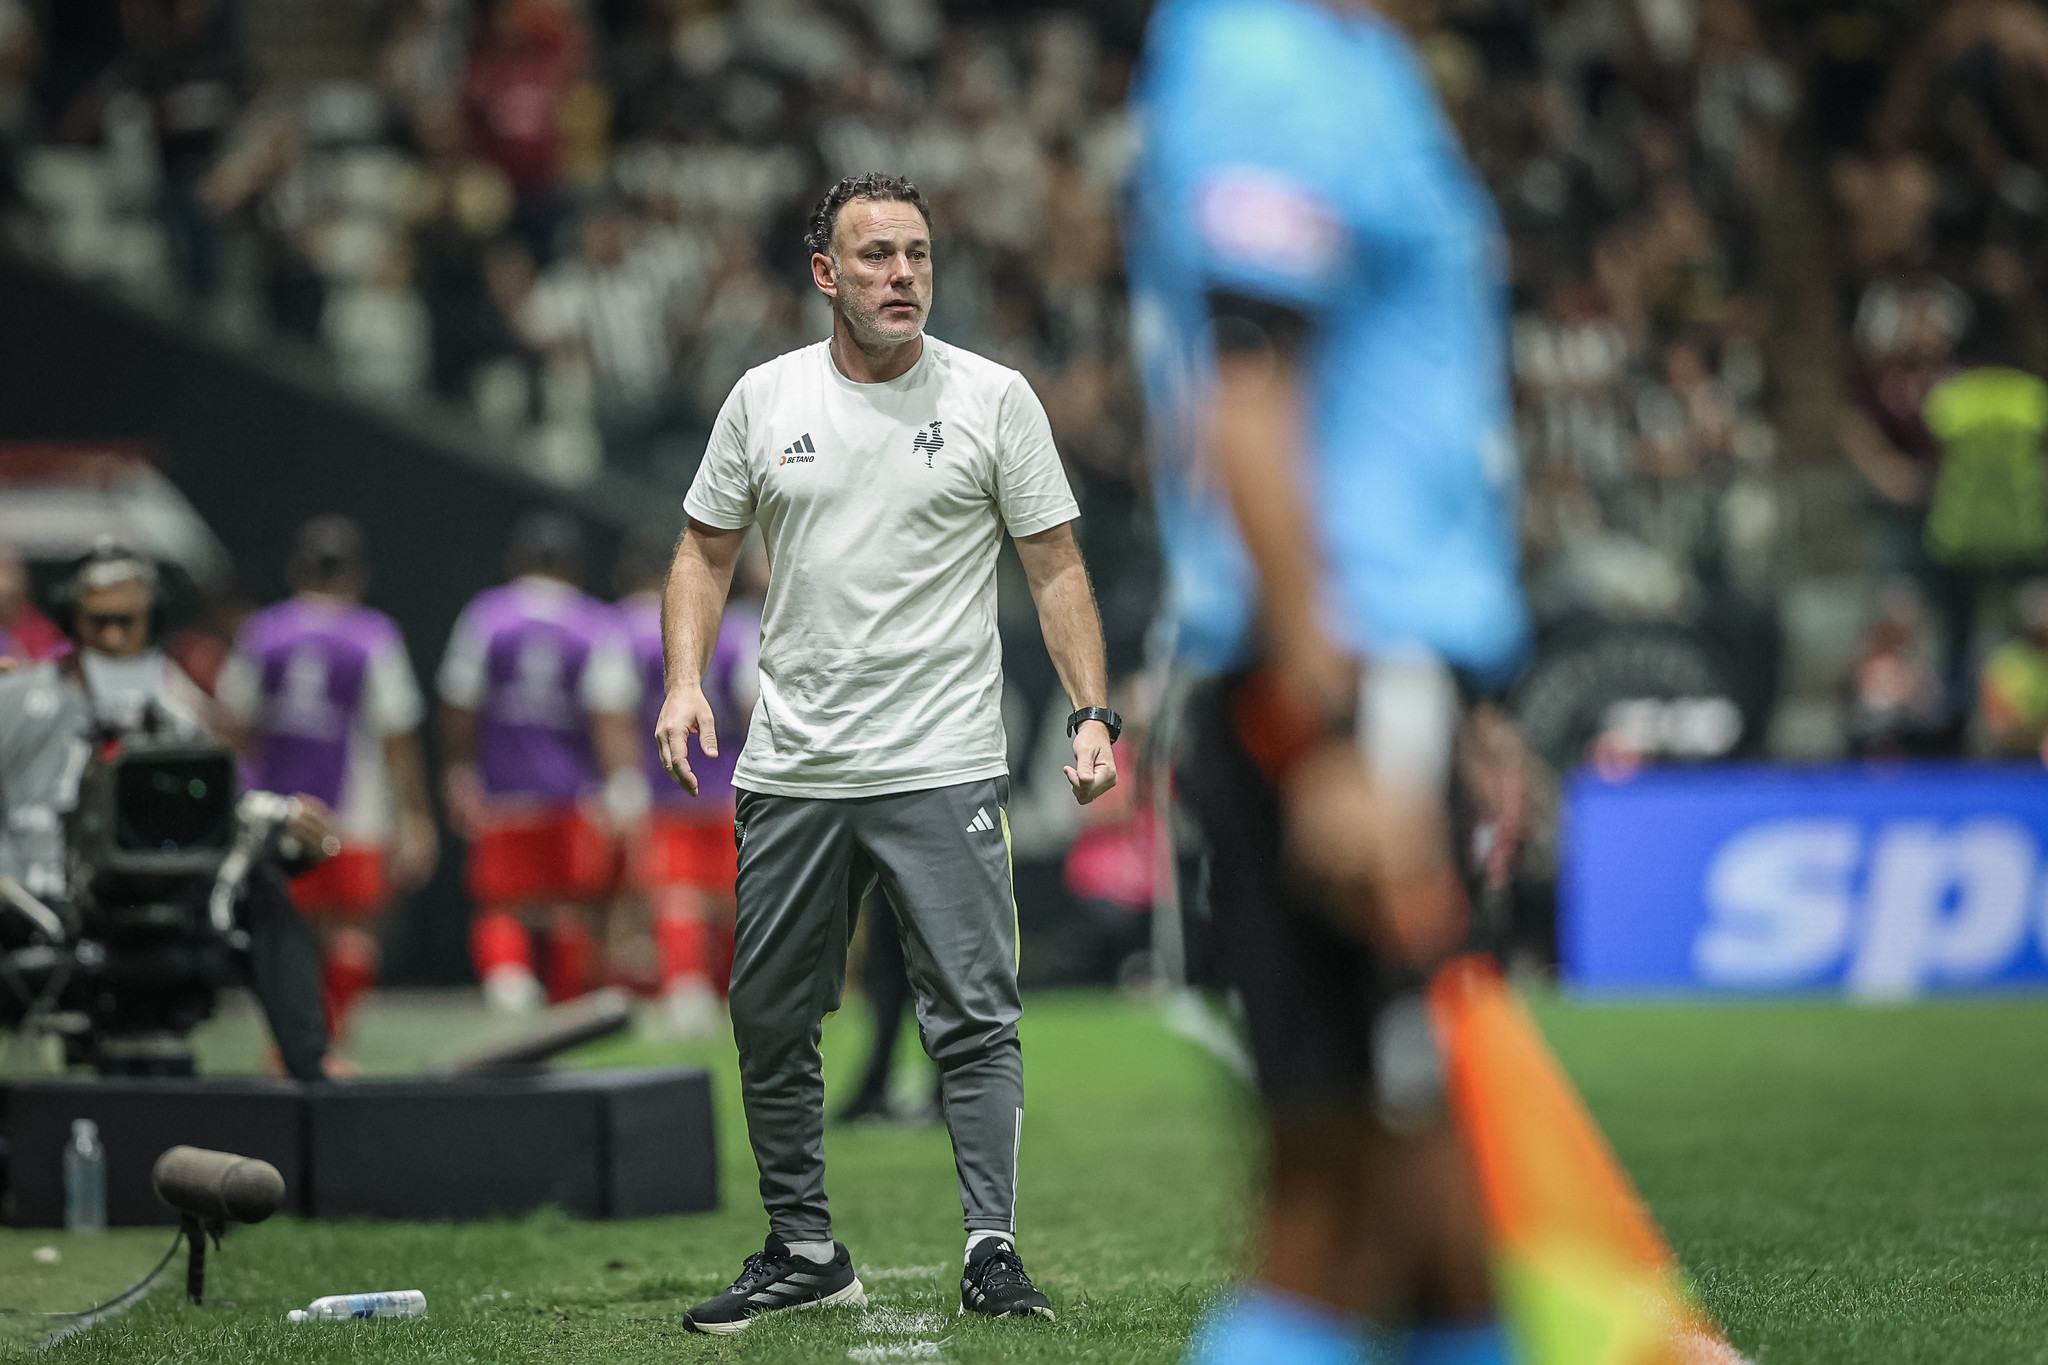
[1067,706,1123,744]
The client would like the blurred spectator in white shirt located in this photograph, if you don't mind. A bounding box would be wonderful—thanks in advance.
[521,197,704,477]
[323,238,432,397]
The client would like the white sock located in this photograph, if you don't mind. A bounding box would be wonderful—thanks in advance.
[785,1239,835,1264]
[964,1230,1013,1263]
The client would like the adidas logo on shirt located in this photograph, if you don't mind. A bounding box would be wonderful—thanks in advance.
[966,806,997,834]
[780,433,816,465]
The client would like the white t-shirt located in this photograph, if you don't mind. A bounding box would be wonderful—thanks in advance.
[684,335,1079,798]
[78,650,212,739]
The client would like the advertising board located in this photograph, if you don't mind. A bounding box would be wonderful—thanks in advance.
[1562,765,2048,996]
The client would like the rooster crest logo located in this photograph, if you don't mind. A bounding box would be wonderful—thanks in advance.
[911,420,945,468]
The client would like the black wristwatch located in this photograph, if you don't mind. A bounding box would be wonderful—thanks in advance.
[1067,706,1123,744]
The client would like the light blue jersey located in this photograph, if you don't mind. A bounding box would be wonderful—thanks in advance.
[1127,0,1530,685]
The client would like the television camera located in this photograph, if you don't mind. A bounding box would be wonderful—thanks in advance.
[0,733,327,1078]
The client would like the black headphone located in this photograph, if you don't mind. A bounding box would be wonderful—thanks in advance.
[47,539,173,645]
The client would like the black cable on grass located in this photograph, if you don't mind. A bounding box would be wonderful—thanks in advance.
[0,1225,184,1318]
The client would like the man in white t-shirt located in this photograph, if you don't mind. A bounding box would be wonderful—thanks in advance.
[657,173,1119,1334]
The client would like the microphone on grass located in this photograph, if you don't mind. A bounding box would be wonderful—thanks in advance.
[152,1146,286,1307]
[152,1146,286,1225]
[0,1147,288,1321]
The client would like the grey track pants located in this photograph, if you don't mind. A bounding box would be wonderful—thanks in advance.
[730,775,1023,1241]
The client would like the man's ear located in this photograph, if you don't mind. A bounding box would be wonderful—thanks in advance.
[811,250,838,297]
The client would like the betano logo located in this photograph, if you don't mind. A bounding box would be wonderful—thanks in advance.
[780,433,816,466]
[1695,817,2048,996]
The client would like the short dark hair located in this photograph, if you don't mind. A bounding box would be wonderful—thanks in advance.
[613,524,675,597]
[57,539,156,638]
[804,173,933,258]
[288,514,367,589]
[507,511,585,581]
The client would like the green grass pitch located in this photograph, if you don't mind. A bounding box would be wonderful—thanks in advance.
[8,990,2048,1363]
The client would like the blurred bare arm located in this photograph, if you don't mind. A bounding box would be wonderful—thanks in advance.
[1211,340,1354,715]
[198,105,299,218]
[383,729,439,892]
[1210,312,1463,963]
[213,710,254,756]
[440,702,483,837]
[592,711,640,778]
[1839,405,1929,506]
[1015,523,1116,804]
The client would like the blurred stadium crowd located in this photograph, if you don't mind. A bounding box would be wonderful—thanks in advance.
[2,0,2048,772]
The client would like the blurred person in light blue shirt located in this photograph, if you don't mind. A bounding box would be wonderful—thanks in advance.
[1127,1,1527,1362]
[1128,0,1527,686]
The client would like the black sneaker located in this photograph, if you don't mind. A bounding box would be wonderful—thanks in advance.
[959,1239,1054,1321]
[684,1236,866,1334]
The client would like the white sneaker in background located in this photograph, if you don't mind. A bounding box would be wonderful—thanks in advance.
[482,965,545,1015]
[650,977,725,1040]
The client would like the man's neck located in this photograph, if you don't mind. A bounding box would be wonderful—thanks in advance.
[830,318,923,384]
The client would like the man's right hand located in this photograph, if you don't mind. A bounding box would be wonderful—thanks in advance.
[655,680,718,796]
[1280,739,1468,967]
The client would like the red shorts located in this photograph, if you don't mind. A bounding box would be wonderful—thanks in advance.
[466,809,616,907]
[290,845,387,921]
[636,811,739,894]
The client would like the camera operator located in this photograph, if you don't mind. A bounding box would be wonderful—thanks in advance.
[0,543,332,1080]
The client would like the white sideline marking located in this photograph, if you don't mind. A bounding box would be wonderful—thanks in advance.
[846,1343,945,1362]
[855,1308,947,1334]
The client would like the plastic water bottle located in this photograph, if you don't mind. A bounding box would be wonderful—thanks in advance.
[62,1119,105,1235]
[286,1291,429,1322]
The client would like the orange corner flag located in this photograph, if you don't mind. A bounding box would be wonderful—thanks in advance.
[1429,957,1745,1365]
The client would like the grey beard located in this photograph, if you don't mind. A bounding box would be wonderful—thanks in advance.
[837,283,926,348]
